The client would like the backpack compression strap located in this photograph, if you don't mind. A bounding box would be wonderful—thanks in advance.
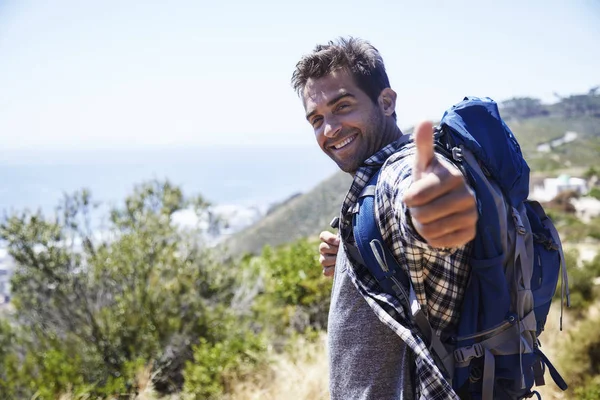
[527,200,571,329]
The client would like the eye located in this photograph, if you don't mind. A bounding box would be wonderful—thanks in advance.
[311,116,323,128]
[336,103,350,112]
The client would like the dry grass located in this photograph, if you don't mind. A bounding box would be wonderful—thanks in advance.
[534,301,599,399]
[222,303,590,400]
[531,302,573,399]
[224,334,330,400]
[134,365,161,400]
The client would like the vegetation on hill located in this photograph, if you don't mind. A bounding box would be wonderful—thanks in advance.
[0,181,329,398]
[500,87,600,121]
[500,87,600,172]
[223,171,351,257]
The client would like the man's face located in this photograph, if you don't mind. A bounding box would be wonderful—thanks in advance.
[302,69,385,174]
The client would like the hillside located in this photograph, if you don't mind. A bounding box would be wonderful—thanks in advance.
[226,89,600,256]
[512,116,600,173]
[223,171,352,257]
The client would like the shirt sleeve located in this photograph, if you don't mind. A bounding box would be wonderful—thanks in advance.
[375,144,473,333]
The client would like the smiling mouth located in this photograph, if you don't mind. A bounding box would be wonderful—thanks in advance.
[331,135,356,150]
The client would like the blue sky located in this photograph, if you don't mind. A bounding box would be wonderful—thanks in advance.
[0,0,598,150]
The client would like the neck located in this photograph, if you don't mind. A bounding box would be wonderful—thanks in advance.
[348,119,403,177]
[380,118,403,148]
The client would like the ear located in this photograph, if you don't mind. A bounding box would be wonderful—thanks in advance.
[378,88,397,117]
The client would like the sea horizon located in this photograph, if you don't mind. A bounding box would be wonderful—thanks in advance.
[0,143,339,215]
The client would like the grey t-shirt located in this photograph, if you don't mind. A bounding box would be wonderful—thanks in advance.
[328,244,415,400]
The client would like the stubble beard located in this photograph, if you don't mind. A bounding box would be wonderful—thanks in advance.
[335,111,385,174]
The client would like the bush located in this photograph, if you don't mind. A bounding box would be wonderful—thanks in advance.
[588,187,600,201]
[556,251,600,312]
[574,379,600,400]
[546,210,600,242]
[249,238,332,337]
[0,180,263,397]
[183,327,266,399]
[557,313,600,392]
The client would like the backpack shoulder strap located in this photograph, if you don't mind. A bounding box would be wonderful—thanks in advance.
[351,167,455,378]
[352,169,410,299]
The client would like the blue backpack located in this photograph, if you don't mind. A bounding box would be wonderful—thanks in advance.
[351,97,571,400]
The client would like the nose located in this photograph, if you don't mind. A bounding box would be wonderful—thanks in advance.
[323,115,342,138]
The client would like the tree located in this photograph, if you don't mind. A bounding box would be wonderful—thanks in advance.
[500,97,548,120]
[583,166,599,181]
[552,88,600,118]
[0,180,259,397]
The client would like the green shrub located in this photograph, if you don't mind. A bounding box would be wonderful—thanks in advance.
[555,313,600,400]
[250,238,332,337]
[556,251,600,312]
[183,327,266,399]
[588,187,600,200]
[574,378,600,400]
[587,217,600,240]
[0,180,261,397]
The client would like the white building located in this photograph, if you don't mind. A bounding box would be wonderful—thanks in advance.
[530,174,588,202]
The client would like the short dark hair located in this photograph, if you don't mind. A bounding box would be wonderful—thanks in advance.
[291,37,393,112]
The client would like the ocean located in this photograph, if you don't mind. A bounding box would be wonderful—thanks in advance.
[0,145,339,215]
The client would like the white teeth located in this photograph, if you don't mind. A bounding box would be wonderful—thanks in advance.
[334,136,354,149]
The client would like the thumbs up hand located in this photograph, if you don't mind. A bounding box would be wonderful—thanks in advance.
[402,121,478,249]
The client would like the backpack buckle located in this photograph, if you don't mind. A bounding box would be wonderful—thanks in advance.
[330,217,340,229]
[512,208,527,235]
[451,146,463,162]
[454,343,484,364]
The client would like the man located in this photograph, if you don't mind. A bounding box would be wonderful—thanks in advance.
[291,37,477,399]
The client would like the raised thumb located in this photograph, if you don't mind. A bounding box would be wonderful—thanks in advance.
[413,121,435,178]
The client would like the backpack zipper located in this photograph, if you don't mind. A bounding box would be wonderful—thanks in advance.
[454,314,517,342]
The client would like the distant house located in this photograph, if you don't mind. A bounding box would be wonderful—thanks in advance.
[530,174,588,202]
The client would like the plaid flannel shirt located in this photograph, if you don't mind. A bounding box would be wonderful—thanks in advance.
[337,137,472,400]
